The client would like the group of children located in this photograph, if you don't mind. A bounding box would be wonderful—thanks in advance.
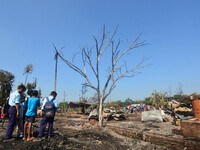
[4,84,58,142]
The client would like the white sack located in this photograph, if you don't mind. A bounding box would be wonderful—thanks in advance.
[141,110,163,123]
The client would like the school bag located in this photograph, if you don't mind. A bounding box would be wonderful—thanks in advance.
[3,97,10,119]
[44,97,55,118]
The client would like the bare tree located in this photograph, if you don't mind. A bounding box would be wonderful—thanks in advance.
[167,86,172,101]
[80,82,88,102]
[53,48,58,91]
[26,78,37,91]
[56,26,148,126]
[53,44,64,92]
[176,83,184,100]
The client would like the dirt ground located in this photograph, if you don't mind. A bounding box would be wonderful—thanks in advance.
[0,113,176,150]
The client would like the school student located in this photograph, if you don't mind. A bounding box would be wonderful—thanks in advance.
[23,90,33,127]
[23,90,40,141]
[4,84,26,140]
[38,91,58,138]
[16,94,26,138]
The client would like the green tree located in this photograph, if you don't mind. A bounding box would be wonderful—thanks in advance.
[26,80,36,91]
[0,70,15,105]
[144,97,152,105]
[59,102,68,110]
[124,98,133,106]
[116,100,125,107]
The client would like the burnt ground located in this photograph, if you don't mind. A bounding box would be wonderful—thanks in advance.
[0,128,129,150]
[0,113,174,150]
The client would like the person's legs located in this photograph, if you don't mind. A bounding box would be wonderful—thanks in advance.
[48,117,54,136]
[27,122,35,141]
[38,116,48,137]
[23,121,28,140]
[20,118,24,135]
[27,123,31,139]
[16,118,21,136]
[4,107,17,139]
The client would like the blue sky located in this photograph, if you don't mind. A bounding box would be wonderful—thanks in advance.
[0,0,200,103]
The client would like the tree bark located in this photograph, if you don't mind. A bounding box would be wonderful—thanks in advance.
[54,55,58,92]
[98,97,103,126]
[24,73,28,85]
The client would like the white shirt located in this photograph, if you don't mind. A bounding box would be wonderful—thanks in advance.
[9,90,20,107]
[41,96,58,110]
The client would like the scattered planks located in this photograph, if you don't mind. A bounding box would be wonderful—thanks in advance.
[107,124,200,150]
[181,120,200,139]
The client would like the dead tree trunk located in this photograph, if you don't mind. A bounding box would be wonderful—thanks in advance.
[98,97,103,126]
[54,54,58,91]
[56,26,148,126]
[54,51,58,92]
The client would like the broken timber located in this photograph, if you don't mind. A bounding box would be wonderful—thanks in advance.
[181,120,200,139]
[107,124,200,150]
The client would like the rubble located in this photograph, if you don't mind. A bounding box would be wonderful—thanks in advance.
[177,118,200,139]
[1,110,200,150]
[141,110,164,123]
[0,118,130,150]
[168,100,180,108]
[103,109,126,121]
[107,120,200,149]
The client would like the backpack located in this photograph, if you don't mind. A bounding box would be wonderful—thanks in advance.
[3,97,10,119]
[44,97,55,118]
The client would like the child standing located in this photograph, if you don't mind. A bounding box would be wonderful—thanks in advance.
[16,95,25,138]
[23,90,40,141]
[23,90,33,134]
[38,91,58,138]
[4,84,26,141]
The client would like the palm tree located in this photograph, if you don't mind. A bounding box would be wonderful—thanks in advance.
[23,64,33,85]
[151,90,167,108]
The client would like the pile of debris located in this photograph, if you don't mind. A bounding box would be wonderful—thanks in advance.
[142,110,168,123]
[141,100,194,124]
[166,100,194,123]
[103,109,126,121]
[88,108,126,122]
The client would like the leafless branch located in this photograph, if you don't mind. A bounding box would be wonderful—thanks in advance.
[114,34,148,65]
[57,49,98,91]
[83,48,97,76]
[72,52,79,65]
[98,26,118,61]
